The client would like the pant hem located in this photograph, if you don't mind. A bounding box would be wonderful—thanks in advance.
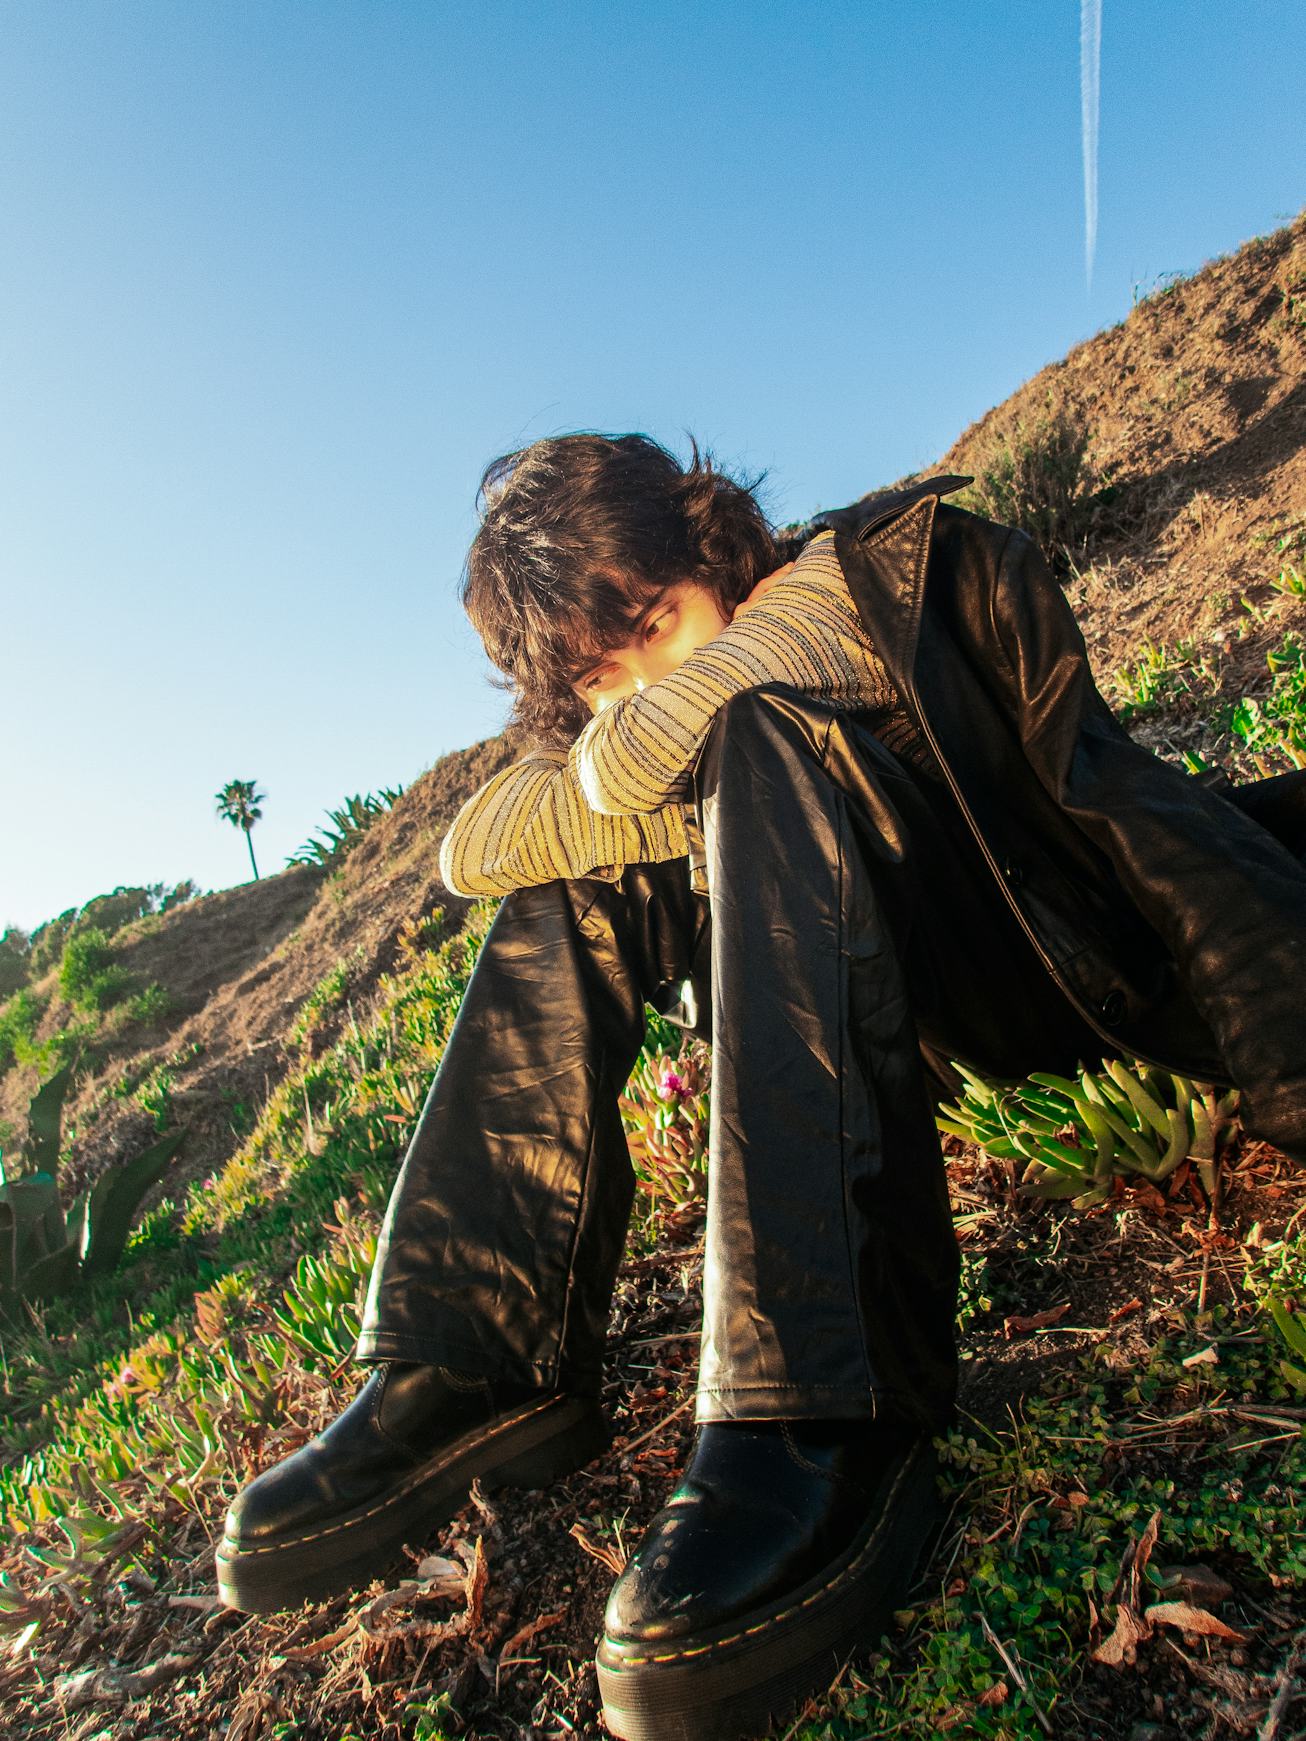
[694,1383,937,1425]
[354,1329,602,1395]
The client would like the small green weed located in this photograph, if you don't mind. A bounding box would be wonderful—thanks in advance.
[806,1299,1303,1740]
[1218,629,1306,772]
[1109,636,1218,719]
[288,949,365,1053]
[1132,267,1191,305]
[134,1063,176,1131]
[1269,562,1306,597]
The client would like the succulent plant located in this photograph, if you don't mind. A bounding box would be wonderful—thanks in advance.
[936,1055,1240,1208]
[0,1065,186,1308]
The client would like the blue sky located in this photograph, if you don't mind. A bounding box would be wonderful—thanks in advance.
[3,1,1302,934]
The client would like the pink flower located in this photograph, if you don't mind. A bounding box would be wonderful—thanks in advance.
[658,1070,687,1102]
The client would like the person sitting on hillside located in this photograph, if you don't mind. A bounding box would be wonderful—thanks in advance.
[215,432,1306,1741]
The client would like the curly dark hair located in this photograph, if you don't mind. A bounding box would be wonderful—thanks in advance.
[460,432,784,751]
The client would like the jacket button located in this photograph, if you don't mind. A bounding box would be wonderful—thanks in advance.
[1003,857,1024,888]
[1100,989,1127,1027]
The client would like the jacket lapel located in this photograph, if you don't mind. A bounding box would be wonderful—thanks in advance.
[832,492,946,708]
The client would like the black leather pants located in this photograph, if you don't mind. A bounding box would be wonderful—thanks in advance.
[356,685,1113,1434]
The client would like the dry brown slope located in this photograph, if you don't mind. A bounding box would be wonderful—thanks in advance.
[935,209,1306,695]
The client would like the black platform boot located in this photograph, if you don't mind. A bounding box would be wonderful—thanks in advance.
[597,1416,945,1741]
[216,1360,607,1613]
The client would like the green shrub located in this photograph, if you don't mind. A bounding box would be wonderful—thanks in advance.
[0,989,45,1072]
[22,883,198,992]
[123,982,171,1025]
[0,927,30,999]
[58,928,130,1013]
[955,399,1102,576]
[28,907,80,978]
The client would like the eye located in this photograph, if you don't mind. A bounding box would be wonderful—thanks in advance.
[645,606,675,641]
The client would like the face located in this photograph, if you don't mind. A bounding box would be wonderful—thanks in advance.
[570,580,732,715]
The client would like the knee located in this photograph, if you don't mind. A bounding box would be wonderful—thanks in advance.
[690,684,840,800]
[696,683,839,766]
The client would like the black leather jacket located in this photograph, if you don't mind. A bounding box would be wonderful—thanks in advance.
[801,474,1306,1160]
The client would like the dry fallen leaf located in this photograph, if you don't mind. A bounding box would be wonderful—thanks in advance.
[1180,1345,1220,1368]
[1086,1504,1170,1664]
[1142,1600,1249,1642]
[1002,1301,1071,1338]
[414,1552,464,1585]
[570,1521,628,1576]
[1091,1599,1150,1667]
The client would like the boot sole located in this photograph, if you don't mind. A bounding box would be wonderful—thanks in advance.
[596,1434,944,1741]
[216,1393,608,1614]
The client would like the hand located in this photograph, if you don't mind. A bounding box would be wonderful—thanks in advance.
[731,560,795,623]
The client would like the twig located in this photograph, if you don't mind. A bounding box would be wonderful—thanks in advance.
[1258,1627,1306,1741]
[617,1245,704,1275]
[977,1610,1054,1735]
[616,1392,695,1460]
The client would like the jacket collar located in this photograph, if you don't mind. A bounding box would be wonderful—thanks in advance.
[809,472,972,542]
[825,473,972,699]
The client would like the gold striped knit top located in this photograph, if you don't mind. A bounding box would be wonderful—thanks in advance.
[437,529,934,898]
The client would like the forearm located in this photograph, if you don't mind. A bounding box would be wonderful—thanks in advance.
[437,748,692,897]
[569,536,883,814]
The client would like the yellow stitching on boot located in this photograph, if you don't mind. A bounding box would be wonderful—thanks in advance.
[602,1442,924,1667]
[371,1363,430,1462]
[437,1365,495,1395]
[779,1421,846,1484]
[219,1398,563,1559]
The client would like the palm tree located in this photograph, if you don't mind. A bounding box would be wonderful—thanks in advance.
[215,779,266,881]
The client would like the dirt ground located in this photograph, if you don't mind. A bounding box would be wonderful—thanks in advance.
[10,1134,1298,1741]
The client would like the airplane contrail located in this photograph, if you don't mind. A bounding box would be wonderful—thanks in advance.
[1081,0,1101,291]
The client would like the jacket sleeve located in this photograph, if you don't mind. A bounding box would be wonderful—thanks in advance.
[437,747,692,898]
[568,553,880,815]
[987,524,1306,1155]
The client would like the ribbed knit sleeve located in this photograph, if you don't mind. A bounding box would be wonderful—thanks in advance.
[567,531,902,815]
[437,747,694,898]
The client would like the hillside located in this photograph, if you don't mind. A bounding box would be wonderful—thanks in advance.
[0,210,1303,1741]
[0,732,526,1206]
[939,216,1306,713]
